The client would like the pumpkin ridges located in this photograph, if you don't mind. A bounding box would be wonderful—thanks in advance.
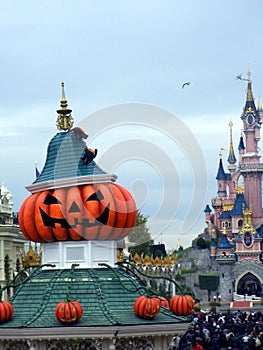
[5,302,13,320]
[50,189,69,241]
[0,303,6,321]
[65,187,83,241]
[106,183,137,241]
[35,191,56,242]
[72,300,83,319]
[82,184,100,240]
[136,296,147,318]
[94,183,116,240]
[18,199,31,241]
[110,184,128,228]
[105,184,127,240]
[134,296,160,319]
[185,295,195,309]
[159,296,169,309]
[170,295,194,316]
[116,184,137,228]
[19,183,136,242]
[21,193,45,242]
[55,300,83,324]
[113,184,137,240]
[0,301,13,323]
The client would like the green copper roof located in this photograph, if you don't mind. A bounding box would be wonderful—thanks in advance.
[3,267,189,328]
[33,131,106,184]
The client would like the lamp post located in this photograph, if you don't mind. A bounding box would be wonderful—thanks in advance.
[210,294,221,314]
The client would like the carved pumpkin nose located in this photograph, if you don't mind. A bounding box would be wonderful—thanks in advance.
[69,201,81,213]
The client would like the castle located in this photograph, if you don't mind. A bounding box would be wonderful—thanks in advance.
[204,69,263,302]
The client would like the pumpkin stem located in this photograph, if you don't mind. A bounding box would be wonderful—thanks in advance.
[65,264,79,301]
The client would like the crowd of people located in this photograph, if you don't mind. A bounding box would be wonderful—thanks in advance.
[170,309,263,350]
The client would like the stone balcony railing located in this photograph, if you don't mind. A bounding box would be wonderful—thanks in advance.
[0,205,12,214]
[233,292,261,301]
[239,162,263,173]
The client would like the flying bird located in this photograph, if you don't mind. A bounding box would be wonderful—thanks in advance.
[236,74,243,80]
[182,81,191,89]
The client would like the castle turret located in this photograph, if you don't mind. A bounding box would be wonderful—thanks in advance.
[227,121,237,174]
[216,149,228,198]
[238,69,263,224]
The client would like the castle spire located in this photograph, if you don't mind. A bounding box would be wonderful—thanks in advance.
[56,82,74,131]
[246,65,253,103]
[257,95,262,111]
[239,66,259,126]
[227,121,237,168]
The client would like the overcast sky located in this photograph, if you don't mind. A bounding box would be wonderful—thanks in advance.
[1,0,263,249]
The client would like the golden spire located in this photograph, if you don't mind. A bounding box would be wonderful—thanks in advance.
[56,82,74,131]
[246,64,253,102]
[227,121,236,164]
[258,95,262,111]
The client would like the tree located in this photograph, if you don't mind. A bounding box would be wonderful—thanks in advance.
[196,236,208,250]
[127,211,154,256]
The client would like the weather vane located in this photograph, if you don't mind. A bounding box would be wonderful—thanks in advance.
[236,64,252,82]
[219,147,224,158]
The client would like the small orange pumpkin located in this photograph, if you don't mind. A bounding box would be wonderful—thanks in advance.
[19,183,137,242]
[55,300,83,324]
[169,294,194,316]
[0,300,13,323]
[159,296,169,309]
[134,295,161,319]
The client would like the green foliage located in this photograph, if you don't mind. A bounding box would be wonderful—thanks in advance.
[181,269,196,275]
[199,273,220,290]
[196,237,209,249]
[149,280,172,300]
[178,285,195,298]
[4,255,11,282]
[128,211,154,256]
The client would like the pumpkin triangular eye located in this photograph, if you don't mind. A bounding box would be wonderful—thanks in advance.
[87,190,104,202]
[69,201,81,213]
[44,193,62,205]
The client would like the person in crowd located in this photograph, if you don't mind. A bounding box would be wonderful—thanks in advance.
[177,308,263,350]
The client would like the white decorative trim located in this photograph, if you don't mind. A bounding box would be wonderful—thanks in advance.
[41,240,117,269]
[26,174,118,193]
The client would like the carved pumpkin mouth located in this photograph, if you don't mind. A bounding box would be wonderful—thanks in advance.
[39,205,110,229]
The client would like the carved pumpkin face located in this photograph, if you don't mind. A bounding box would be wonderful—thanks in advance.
[19,183,137,243]
[55,300,83,324]
[134,296,161,319]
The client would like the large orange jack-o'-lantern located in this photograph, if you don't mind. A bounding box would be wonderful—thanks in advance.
[19,183,137,242]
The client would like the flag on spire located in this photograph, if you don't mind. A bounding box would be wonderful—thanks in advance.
[35,163,40,179]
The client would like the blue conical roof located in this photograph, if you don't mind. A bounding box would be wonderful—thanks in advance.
[217,235,232,249]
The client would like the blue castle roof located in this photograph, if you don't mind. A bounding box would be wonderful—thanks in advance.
[219,193,247,219]
[217,235,233,249]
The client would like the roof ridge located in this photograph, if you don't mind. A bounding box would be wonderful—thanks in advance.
[22,269,65,327]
